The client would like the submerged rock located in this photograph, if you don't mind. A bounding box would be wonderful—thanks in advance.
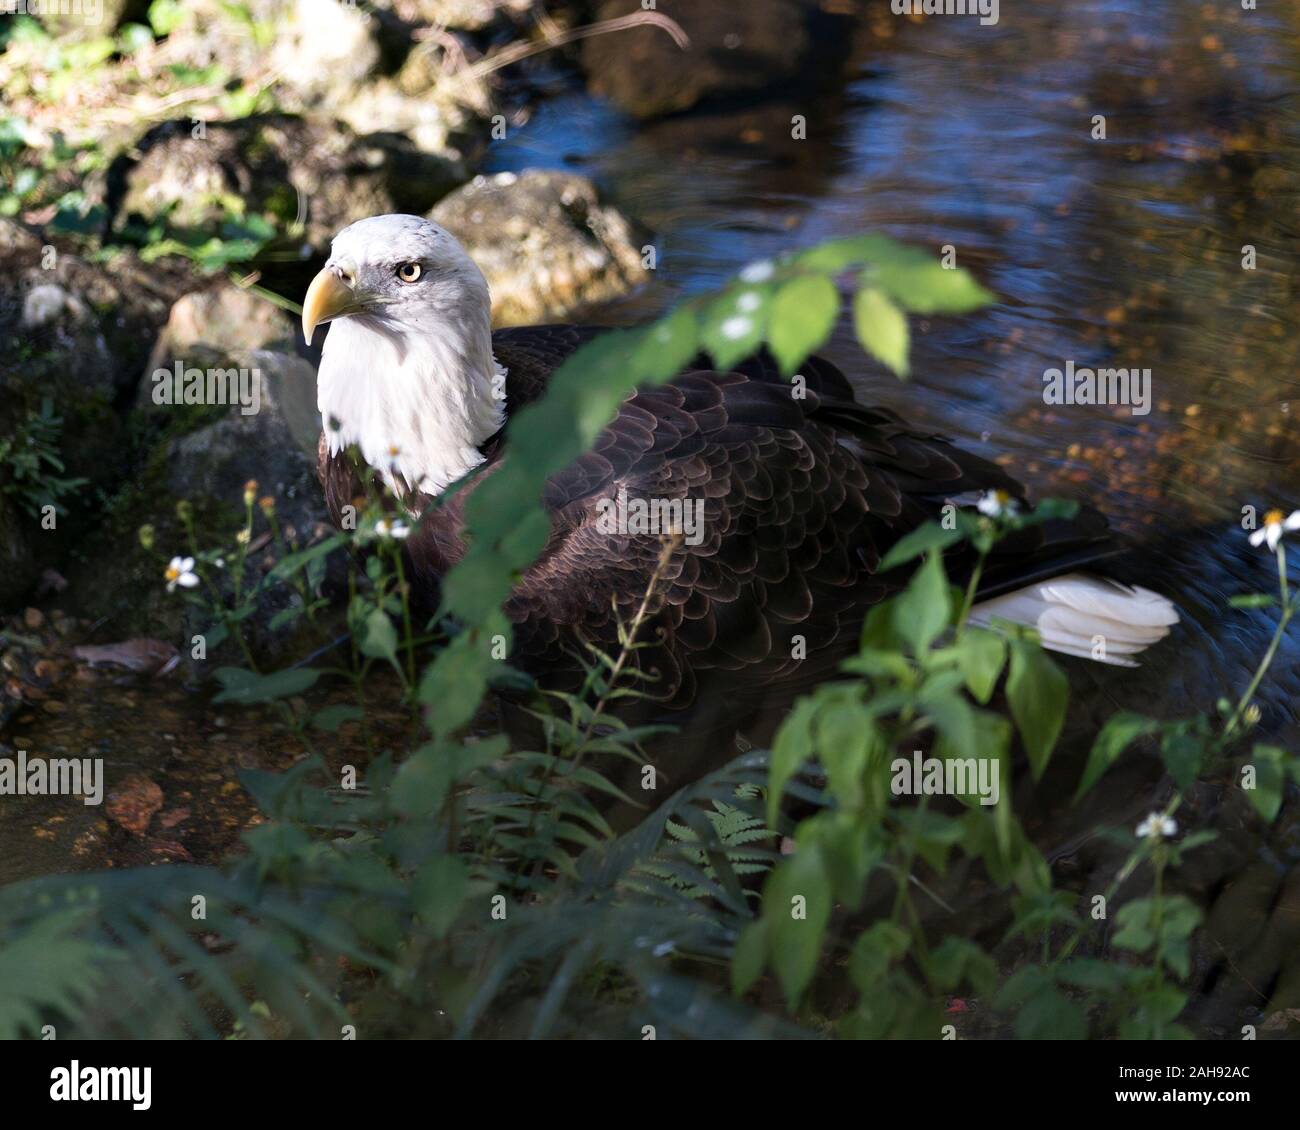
[431,170,648,325]
[580,0,817,119]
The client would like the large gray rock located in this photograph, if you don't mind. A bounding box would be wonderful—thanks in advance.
[109,115,463,253]
[141,282,298,389]
[431,170,648,325]
[65,343,330,658]
[0,219,178,398]
[165,350,324,536]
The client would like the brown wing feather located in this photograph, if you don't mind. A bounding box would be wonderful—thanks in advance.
[318,328,1114,767]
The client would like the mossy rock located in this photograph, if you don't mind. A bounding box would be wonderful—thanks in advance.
[107,115,464,253]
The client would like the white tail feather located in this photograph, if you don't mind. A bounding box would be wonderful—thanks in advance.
[968,573,1179,668]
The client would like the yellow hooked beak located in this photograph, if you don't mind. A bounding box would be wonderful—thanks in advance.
[302,265,358,346]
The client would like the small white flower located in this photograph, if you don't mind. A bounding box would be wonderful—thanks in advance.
[1248,508,1300,552]
[164,556,199,592]
[375,519,410,540]
[1136,812,1177,840]
[977,489,1017,518]
[736,291,763,313]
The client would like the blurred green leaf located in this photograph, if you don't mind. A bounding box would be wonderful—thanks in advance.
[1006,640,1068,779]
[1075,711,1160,800]
[767,274,838,376]
[853,286,909,378]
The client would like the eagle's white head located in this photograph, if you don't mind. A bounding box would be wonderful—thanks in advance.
[302,214,505,501]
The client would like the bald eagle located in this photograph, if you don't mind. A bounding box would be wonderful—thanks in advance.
[302,215,1177,765]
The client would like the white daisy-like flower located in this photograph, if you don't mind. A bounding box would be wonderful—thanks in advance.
[1248,509,1300,552]
[375,519,410,540]
[1136,812,1177,840]
[164,556,199,592]
[977,489,1018,519]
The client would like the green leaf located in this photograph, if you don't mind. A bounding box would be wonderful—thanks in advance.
[814,701,874,809]
[1056,958,1139,993]
[878,520,963,572]
[765,846,831,1007]
[859,601,900,651]
[147,0,185,36]
[1006,640,1068,779]
[0,909,113,1040]
[418,635,494,739]
[359,608,399,664]
[767,698,817,827]
[311,704,364,732]
[1017,984,1086,1040]
[767,274,839,375]
[702,286,769,370]
[1074,712,1160,800]
[412,855,469,939]
[1246,744,1288,823]
[893,550,951,656]
[847,921,911,992]
[1113,896,1201,978]
[1159,729,1205,791]
[807,811,883,907]
[267,534,345,583]
[1229,593,1276,609]
[928,937,996,994]
[853,287,910,378]
[956,628,1006,705]
[919,690,979,764]
[731,920,769,996]
[212,666,321,705]
[873,259,995,315]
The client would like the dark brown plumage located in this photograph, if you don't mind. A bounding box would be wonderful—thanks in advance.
[318,325,1119,780]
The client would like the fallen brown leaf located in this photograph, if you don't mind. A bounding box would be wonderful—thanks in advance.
[106,773,164,837]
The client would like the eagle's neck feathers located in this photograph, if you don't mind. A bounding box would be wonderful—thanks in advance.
[317,312,504,504]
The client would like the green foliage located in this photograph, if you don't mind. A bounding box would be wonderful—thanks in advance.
[0,398,88,517]
[0,230,1295,1042]
[739,458,1299,1038]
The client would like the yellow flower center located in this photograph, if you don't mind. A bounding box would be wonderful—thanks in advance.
[165,566,180,581]
[1264,509,1285,528]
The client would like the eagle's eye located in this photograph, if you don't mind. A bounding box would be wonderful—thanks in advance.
[396,262,423,283]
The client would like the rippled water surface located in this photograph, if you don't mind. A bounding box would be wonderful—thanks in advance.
[484,0,1300,728]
